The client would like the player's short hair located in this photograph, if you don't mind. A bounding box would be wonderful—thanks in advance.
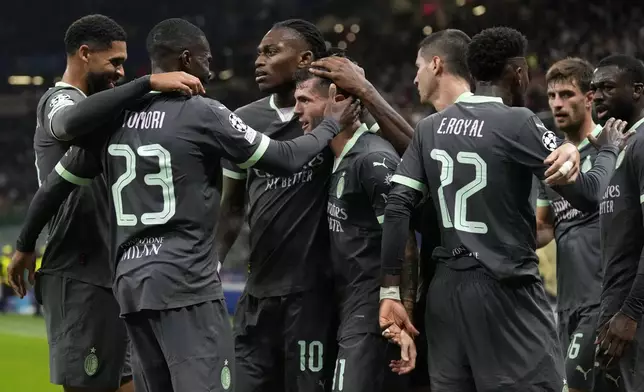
[293,67,333,95]
[467,27,527,82]
[273,19,328,60]
[597,54,644,84]
[545,57,594,93]
[418,29,471,81]
[64,14,126,55]
[146,18,206,63]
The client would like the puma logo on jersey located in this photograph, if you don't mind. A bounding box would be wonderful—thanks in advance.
[373,158,389,168]
[575,365,591,380]
[605,374,621,387]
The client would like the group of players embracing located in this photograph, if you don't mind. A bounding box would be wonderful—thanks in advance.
[5,11,644,392]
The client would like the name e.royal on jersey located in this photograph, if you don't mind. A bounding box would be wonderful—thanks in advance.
[122,110,167,130]
[436,117,485,138]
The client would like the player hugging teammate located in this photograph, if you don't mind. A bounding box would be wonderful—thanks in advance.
[7,13,644,392]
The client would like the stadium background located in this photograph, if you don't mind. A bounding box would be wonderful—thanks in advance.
[0,0,640,388]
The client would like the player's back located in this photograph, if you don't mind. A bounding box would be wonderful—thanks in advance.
[34,83,110,287]
[422,94,547,280]
[101,93,231,314]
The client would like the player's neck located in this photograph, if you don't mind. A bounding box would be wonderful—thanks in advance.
[273,90,296,108]
[331,121,362,157]
[565,115,596,146]
[431,77,471,111]
[474,83,512,105]
[61,62,89,95]
[628,108,644,130]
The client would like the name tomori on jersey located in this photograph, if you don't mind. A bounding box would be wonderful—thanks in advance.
[122,110,166,130]
[436,117,485,138]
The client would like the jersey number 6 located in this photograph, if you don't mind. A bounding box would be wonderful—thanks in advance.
[108,144,176,226]
[430,149,488,234]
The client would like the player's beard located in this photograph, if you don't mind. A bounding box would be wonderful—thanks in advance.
[86,71,118,95]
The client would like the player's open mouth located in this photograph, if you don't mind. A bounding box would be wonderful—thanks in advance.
[596,108,608,119]
[255,70,268,83]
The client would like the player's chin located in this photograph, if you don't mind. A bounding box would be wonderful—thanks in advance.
[257,79,277,93]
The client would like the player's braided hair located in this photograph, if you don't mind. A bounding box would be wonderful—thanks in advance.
[146,18,206,63]
[467,27,527,82]
[64,14,126,55]
[273,19,329,60]
[597,54,644,85]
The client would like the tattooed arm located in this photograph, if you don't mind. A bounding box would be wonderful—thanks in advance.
[401,230,419,321]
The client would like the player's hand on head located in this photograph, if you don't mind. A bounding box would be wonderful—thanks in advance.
[309,57,369,97]
[149,71,206,96]
[588,117,632,151]
[324,83,360,128]
[543,142,581,186]
[379,298,420,337]
[595,311,637,367]
[388,329,417,375]
[7,250,36,299]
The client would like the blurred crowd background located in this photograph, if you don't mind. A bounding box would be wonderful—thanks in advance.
[1,0,640,310]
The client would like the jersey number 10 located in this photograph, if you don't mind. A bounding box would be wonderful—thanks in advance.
[108,144,176,226]
[430,149,488,234]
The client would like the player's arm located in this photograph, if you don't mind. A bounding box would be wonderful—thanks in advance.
[49,73,204,141]
[309,57,413,154]
[15,146,102,253]
[402,230,419,319]
[215,162,247,265]
[620,139,644,321]
[536,182,555,249]
[206,90,359,175]
[509,113,619,213]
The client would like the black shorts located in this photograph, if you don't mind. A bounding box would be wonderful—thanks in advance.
[594,313,644,392]
[37,272,130,389]
[124,299,234,392]
[409,294,430,389]
[331,333,405,392]
[426,265,564,392]
[558,305,621,391]
[234,287,335,392]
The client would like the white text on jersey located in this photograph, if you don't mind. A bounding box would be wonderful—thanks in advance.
[122,110,166,130]
[436,117,484,138]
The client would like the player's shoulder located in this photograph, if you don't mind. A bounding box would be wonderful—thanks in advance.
[356,133,400,171]
[40,83,86,111]
[234,96,271,117]
[508,106,539,123]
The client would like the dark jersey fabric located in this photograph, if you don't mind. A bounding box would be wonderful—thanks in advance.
[34,82,111,287]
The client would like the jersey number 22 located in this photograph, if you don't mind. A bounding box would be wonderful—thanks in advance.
[430,149,488,234]
[108,144,176,226]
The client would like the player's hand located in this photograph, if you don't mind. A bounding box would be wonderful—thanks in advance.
[589,117,631,151]
[379,298,420,337]
[309,57,370,97]
[7,250,36,298]
[595,312,638,367]
[149,72,206,96]
[387,326,417,375]
[543,142,580,185]
[324,83,361,129]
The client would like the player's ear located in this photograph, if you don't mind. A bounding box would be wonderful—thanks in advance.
[431,56,442,76]
[584,90,594,109]
[78,45,91,64]
[299,50,314,68]
[179,50,191,72]
[633,83,643,101]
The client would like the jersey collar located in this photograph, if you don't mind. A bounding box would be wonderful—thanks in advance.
[332,123,370,173]
[627,116,644,133]
[54,81,87,98]
[455,92,503,104]
[269,94,295,122]
[576,124,603,150]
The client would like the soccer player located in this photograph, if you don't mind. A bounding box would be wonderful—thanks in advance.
[292,67,406,391]
[593,54,644,392]
[10,18,359,392]
[6,14,203,392]
[535,57,615,392]
[216,19,412,392]
[379,26,628,392]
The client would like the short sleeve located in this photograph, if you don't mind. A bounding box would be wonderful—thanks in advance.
[359,151,400,224]
[536,180,551,208]
[55,144,103,186]
[506,112,561,180]
[202,99,270,169]
[391,123,428,194]
[43,88,86,140]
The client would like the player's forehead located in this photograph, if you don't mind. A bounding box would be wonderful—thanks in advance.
[258,28,302,52]
[295,79,324,98]
[592,65,621,84]
[547,79,581,94]
[100,40,127,60]
[415,50,425,66]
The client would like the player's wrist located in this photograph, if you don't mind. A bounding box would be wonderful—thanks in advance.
[380,286,401,301]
